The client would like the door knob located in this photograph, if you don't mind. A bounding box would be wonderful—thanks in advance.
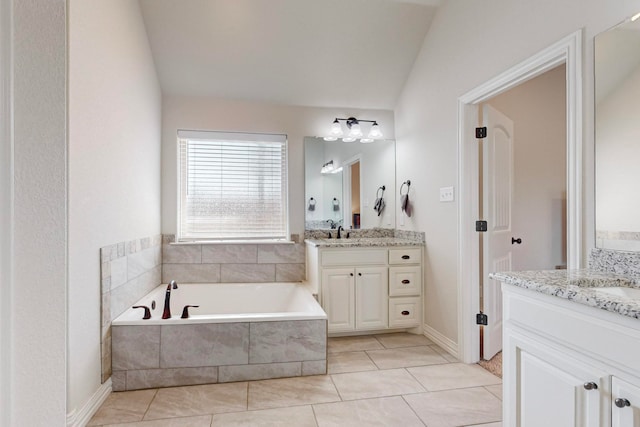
[511,237,522,244]
[583,382,598,390]
[615,398,631,408]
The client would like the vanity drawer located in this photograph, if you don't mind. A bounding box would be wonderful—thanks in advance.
[321,249,387,266]
[389,297,421,328]
[389,248,421,264]
[389,266,422,296]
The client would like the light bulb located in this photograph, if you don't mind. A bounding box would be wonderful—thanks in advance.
[330,119,343,137]
[348,122,363,138]
[368,122,383,139]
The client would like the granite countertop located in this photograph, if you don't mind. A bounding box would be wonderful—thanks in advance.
[305,237,424,248]
[490,269,640,320]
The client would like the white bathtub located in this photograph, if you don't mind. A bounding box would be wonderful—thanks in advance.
[113,282,327,326]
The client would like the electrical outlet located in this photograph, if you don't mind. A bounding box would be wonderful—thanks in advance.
[439,186,454,202]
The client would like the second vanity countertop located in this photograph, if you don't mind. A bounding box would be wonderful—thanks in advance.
[490,269,640,320]
[305,237,424,248]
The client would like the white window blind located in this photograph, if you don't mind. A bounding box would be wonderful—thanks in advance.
[177,130,288,241]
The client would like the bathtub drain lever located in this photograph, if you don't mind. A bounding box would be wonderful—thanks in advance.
[181,305,200,319]
[132,305,151,319]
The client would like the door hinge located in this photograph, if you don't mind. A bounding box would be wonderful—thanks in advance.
[476,127,487,139]
[475,220,487,232]
[476,312,488,326]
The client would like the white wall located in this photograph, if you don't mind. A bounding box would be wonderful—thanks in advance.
[394,0,640,345]
[487,65,567,271]
[161,96,395,236]
[4,0,67,425]
[596,64,640,233]
[68,0,161,415]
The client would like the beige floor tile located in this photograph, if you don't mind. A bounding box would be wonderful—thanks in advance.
[403,387,502,427]
[327,335,383,353]
[103,415,212,427]
[484,384,503,400]
[366,345,448,369]
[313,396,424,427]
[331,368,425,400]
[407,363,502,391]
[212,405,317,426]
[144,383,248,420]
[248,375,340,410]
[429,345,459,362]
[374,332,433,349]
[327,351,377,374]
[88,389,157,426]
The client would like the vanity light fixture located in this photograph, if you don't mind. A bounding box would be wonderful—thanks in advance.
[323,117,383,143]
[321,160,343,174]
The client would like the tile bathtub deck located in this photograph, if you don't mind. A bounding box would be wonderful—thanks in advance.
[89,333,502,427]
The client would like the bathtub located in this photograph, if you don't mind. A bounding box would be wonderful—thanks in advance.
[111,282,328,391]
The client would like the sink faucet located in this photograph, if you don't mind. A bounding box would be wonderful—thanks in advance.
[162,280,178,319]
[337,226,344,239]
[326,219,337,229]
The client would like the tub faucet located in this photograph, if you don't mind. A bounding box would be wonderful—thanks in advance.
[162,280,178,319]
[337,226,344,239]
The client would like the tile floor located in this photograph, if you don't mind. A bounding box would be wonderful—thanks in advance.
[88,333,502,427]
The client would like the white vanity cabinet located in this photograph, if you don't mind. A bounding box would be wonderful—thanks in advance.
[503,283,640,427]
[307,244,423,335]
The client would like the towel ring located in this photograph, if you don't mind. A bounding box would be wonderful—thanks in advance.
[333,197,339,206]
[376,186,386,198]
[400,180,411,196]
[308,197,316,206]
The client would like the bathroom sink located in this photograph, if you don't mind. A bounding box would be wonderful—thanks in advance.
[593,287,640,299]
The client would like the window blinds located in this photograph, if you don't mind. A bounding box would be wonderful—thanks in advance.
[178,130,288,241]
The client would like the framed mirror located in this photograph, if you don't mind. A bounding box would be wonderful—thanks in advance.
[595,13,640,251]
[304,136,396,230]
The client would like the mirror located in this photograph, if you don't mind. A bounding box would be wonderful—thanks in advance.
[595,14,640,251]
[304,137,396,230]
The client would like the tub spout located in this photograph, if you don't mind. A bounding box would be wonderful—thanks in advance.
[162,280,178,319]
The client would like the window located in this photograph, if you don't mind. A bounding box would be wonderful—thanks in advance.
[177,130,288,241]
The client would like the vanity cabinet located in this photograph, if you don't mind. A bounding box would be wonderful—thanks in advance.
[307,244,423,335]
[503,283,640,427]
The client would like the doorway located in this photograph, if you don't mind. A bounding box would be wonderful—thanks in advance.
[478,66,568,362]
[457,30,583,364]
[342,154,361,230]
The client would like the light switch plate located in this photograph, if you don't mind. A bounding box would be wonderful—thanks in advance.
[440,186,454,202]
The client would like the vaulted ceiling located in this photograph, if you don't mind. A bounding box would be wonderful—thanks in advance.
[139,0,440,110]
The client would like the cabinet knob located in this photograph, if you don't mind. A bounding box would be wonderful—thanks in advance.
[401,310,410,316]
[350,273,354,276]
[358,272,362,276]
[615,398,631,408]
[401,279,411,284]
[401,255,410,260]
[583,382,598,391]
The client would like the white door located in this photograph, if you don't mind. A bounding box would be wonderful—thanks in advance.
[355,267,388,330]
[322,268,355,333]
[482,104,514,360]
[612,377,640,427]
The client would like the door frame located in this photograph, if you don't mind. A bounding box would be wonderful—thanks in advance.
[457,30,583,363]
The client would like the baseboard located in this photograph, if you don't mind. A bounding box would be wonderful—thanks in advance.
[66,379,111,427]
[423,323,459,359]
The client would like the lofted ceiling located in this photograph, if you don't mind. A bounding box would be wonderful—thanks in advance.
[138,0,440,110]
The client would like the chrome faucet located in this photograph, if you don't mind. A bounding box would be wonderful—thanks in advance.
[326,219,337,229]
[162,280,178,319]
[337,226,344,239]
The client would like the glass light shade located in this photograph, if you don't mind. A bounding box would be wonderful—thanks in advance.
[330,120,343,137]
[348,123,363,138]
[323,136,338,141]
[360,138,374,143]
[342,137,356,142]
[368,122,383,139]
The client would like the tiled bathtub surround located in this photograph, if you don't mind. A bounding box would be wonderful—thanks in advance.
[596,230,640,252]
[589,247,640,282]
[162,235,306,283]
[112,319,327,391]
[100,235,162,382]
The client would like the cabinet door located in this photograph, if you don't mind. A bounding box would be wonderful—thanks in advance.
[321,268,355,333]
[505,331,610,427]
[355,267,388,330]
[612,377,640,427]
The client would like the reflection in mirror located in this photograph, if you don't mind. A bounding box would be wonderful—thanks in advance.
[304,137,395,230]
[595,13,640,251]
